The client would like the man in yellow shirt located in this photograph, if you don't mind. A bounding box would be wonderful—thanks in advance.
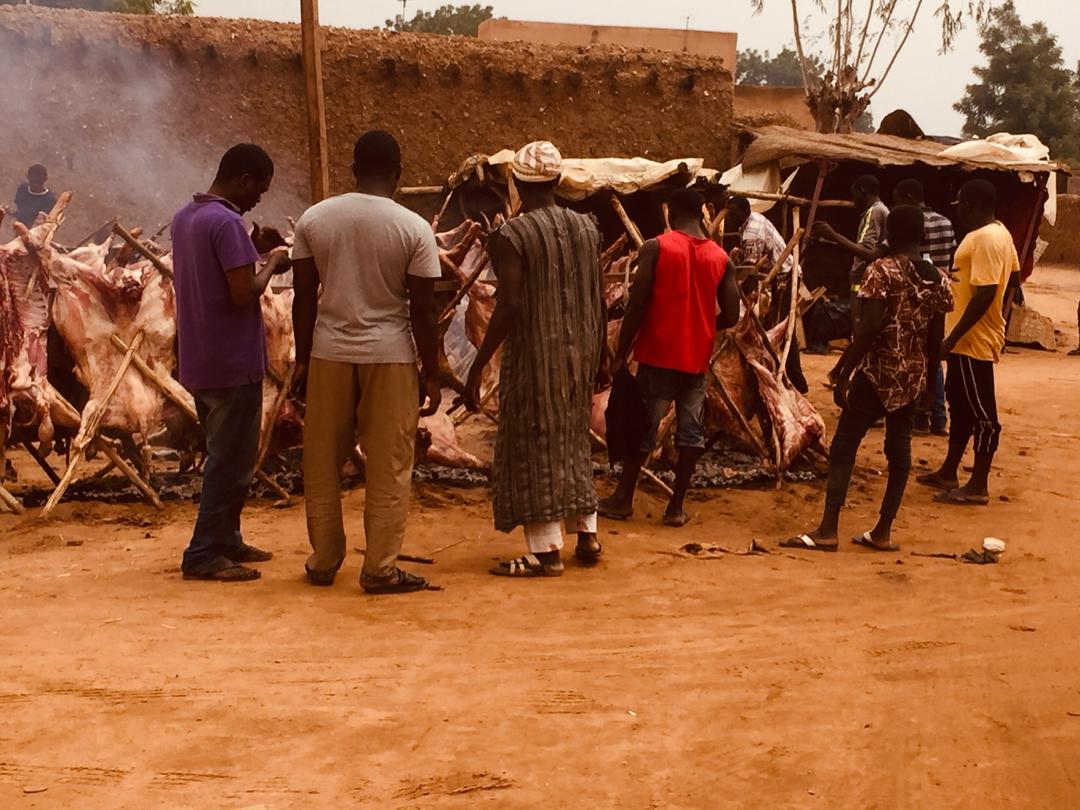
[918,179,1018,505]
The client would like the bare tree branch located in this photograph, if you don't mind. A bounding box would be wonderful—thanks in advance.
[860,0,898,85]
[866,0,925,98]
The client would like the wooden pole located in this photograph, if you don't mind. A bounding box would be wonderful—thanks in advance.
[300,0,330,203]
[112,223,173,279]
[0,483,24,515]
[737,189,853,208]
[439,259,487,325]
[589,429,674,498]
[611,196,645,248]
[21,440,61,486]
[96,439,164,510]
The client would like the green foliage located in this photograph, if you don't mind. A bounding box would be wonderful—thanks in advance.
[737,48,824,87]
[0,0,194,13]
[955,0,1080,165]
[384,4,494,36]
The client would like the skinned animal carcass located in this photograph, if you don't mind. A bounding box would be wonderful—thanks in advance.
[1,205,81,453]
[45,240,179,462]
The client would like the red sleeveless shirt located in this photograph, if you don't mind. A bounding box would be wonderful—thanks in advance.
[632,231,728,374]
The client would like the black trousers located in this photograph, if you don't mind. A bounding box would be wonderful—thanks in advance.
[826,373,916,521]
[946,354,1001,458]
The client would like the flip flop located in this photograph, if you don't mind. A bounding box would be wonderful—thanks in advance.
[916,472,958,490]
[779,534,839,553]
[851,532,900,552]
[597,503,633,521]
[490,554,563,578]
[934,489,990,506]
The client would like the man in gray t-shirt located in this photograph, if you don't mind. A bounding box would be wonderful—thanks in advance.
[291,131,441,595]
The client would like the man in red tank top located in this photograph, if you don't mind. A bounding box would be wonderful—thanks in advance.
[598,189,741,527]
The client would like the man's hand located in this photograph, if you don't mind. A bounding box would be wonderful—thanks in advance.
[419,376,442,417]
[610,353,628,378]
[832,374,850,410]
[812,222,837,242]
[455,366,484,413]
[268,247,292,275]
[291,362,309,399]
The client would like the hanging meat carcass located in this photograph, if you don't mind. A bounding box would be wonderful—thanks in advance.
[1,196,82,456]
[43,239,178,465]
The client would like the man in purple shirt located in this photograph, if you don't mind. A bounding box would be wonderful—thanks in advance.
[172,144,290,581]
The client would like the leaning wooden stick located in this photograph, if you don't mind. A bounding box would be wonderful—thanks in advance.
[439,259,487,325]
[108,334,291,502]
[21,440,61,486]
[706,370,772,464]
[0,483,24,515]
[611,196,645,249]
[760,228,804,290]
[589,429,674,498]
[776,227,803,382]
[255,363,295,472]
[42,331,146,517]
[96,439,163,510]
[112,223,173,279]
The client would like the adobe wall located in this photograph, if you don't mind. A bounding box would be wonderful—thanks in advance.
[1041,194,1080,265]
[478,19,737,68]
[0,7,734,239]
[734,85,815,130]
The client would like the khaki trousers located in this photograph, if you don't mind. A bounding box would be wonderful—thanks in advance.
[303,358,418,579]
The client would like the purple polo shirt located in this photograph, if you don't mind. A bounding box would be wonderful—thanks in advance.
[172,194,266,391]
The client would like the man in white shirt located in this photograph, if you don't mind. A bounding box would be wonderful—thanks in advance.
[291,131,441,594]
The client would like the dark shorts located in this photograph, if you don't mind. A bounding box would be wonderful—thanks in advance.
[636,364,707,453]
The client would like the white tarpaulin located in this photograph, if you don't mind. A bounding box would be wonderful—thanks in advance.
[469,150,706,200]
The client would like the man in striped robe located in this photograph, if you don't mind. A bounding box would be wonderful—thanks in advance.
[460,141,606,578]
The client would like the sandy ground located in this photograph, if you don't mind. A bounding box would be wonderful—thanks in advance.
[2,266,1079,809]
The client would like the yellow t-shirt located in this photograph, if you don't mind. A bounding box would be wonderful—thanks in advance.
[947,221,1019,362]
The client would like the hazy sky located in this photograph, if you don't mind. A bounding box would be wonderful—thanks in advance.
[195,0,1079,136]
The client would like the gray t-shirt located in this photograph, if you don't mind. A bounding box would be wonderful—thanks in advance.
[292,193,441,365]
[851,200,889,286]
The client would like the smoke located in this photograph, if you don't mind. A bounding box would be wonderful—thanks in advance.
[0,7,307,244]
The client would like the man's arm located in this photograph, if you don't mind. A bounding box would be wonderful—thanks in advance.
[460,233,523,411]
[613,239,660,369]
[291,256,319,396]
[812,222,881,262]
[941,285,996,356]
[716,263,741,330]
[224,250,290,308]
[833,298,885,407]
[408,274,442,417]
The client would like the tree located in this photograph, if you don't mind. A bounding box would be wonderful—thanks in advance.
[737,47,874,132]
[955,1,1080,165]
[384,4,494,36]
[1,0,194,13]
[751,1,991,134]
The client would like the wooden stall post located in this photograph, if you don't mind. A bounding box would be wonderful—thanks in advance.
[300,0,330,203]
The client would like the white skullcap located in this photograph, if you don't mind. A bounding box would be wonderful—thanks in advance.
[511,141,563,183]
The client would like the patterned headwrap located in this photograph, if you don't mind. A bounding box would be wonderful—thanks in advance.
[511,141,563,183]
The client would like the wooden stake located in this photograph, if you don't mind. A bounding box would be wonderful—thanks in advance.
[112,223,173,279]
[611,196,645,248]
[439,259,487,325]
[760,229,805,290]
[21,440,61,486]
[589,429,674,498]
[96,439,163,510]
[706,369,772,463]
[108,334,290,501]
[777,211,803,382]
[398,186,445,196]
[42,331,146,517]
[737,190,853,208]
[0,483,24,515]
[300,0,330,203]
[255,363,295,472]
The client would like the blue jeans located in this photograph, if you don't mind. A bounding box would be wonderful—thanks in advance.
[636,364,707,453]
[181,381,262,575]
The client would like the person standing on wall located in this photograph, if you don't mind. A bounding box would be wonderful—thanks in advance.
[291,131,442,594]
[893,178,957,436]
[173,144,291,582]
[598,188,740,528]
[459,141,606,579]
[918,179,1018,506]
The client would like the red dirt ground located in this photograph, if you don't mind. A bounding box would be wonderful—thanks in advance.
[1,266,1079,807]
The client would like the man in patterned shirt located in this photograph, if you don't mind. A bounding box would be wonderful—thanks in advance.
[780,206,953,553]
[726,195,808,393]
[894,179,957,435]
